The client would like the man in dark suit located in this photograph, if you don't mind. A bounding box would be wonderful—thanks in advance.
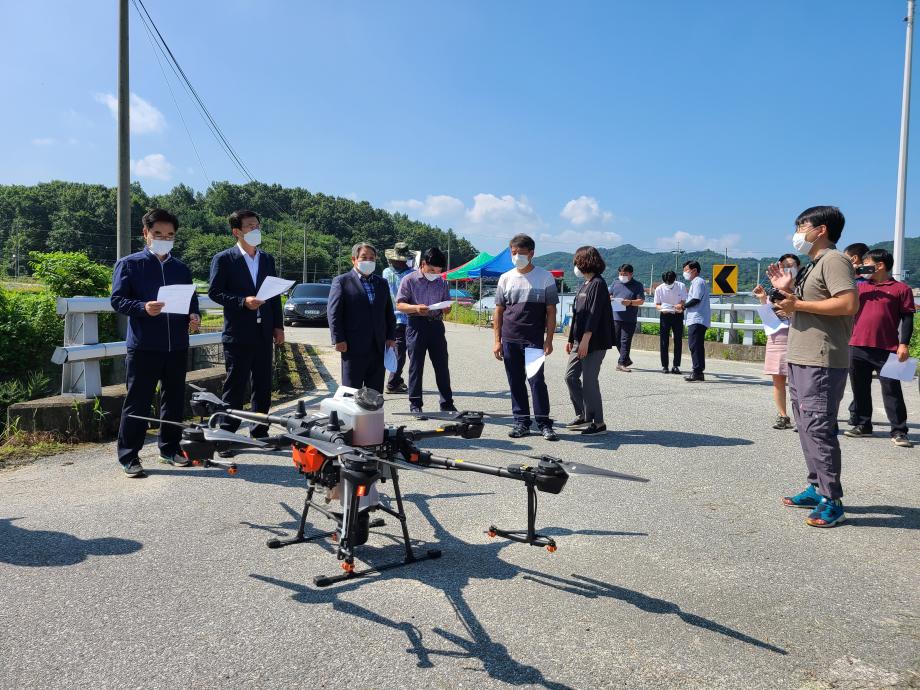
[327,242,396,392]
[208,209,284,438]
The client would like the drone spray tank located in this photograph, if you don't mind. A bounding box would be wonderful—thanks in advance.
[319,386,385,446]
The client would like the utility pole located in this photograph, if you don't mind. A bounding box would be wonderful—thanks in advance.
[116,0,130,261]
[672,241,684,271]
[893,0,915,281]
[302,226,308,284]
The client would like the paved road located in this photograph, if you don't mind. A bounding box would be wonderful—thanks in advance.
[2,323,918,689]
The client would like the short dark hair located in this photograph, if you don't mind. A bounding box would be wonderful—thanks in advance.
[661,270,676,284]
[866,248,893,272]
[421,247,447,269]
[509,234,535,252]
[683,260,701,273]
[573,246,606,274]
[844,242,870,260]
[778,253,801,267]
[795,206,845,243]
[142,208,178,232]
[618,263,634,274]
[229,209,261,230]
[351,242,377,259]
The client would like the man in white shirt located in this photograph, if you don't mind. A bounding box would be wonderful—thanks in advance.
[653,270,687,374]
[681,260,711,382]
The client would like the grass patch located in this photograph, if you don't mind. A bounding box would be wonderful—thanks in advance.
[0,430,74,472]
[445,304,489,326]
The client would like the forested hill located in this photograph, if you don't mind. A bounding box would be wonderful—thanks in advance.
[535,240,920,290]
[0,181,478,282]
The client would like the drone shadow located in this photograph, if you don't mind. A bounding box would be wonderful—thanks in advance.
[576,429,754,451]
[248,490,781,687]
[0,517,142,567]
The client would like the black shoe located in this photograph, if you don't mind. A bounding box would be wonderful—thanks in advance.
[410,406,427,420]
[772,415,793,430]
[684,375,704,382]
[566,417,588,429]
[540,426,559,442]
[671,366,681,375]
[386,383,408,394]
[123,459,145,478]
[843,426,872,438]
[661,367,670,374]
[580,423,606,435]
[440,403,458,412]
[508,424,530,438]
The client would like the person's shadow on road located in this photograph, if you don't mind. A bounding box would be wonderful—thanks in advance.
[844,505,920,530]
[0,517,142,567]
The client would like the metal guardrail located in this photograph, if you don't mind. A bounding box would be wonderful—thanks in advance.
[52,296,223,398]
[635,303,764,345]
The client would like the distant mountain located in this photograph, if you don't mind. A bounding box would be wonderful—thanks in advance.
[534,238,920,290]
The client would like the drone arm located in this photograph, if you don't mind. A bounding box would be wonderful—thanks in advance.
[421,453,521,481]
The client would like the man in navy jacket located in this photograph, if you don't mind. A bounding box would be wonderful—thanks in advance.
[111,208,201,478]
[327,242,396,392]
[208,209,284,438]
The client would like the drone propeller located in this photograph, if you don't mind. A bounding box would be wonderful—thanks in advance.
[496,449,650,483]
[203,428,268,447]
[188,384,228,409]
[127,415,191,429]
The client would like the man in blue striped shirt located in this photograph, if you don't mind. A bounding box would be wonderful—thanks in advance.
[382,242,415,393]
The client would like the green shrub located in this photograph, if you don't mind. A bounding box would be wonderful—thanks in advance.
[0,370,50,430]
[445,304,488,325]
[0,290,63,380]
[29,251,112,298]
[640,323,660,336]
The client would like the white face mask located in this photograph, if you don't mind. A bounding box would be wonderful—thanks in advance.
[573,266,584,279]
[682,271,692,281]
[149,239,173,256]
[618,275,630,284]
[783,266,798,278]
[512,253,530,270]
[243,228,262,247]
[792,231,812,254]
[424,271,440,282]
[356,260,376,276]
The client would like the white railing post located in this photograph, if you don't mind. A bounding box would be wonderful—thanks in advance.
[59,297,102,397]
[742,306,754,346]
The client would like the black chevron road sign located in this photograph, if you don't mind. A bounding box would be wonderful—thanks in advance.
[712,264,738,295]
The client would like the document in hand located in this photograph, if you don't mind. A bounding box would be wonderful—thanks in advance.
[255,277,295,301]
[524,347,545,380]
[879,352,918,382]
[427,300,453,311]
[756,304,788,336]
[156,284,195,314]
[611,298,626,313]
[383,346,398,373]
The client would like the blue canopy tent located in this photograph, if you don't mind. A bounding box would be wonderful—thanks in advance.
[466,248,513,278]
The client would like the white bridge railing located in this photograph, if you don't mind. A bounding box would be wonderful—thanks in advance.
[634,302,764,345]
[51,296,223,398]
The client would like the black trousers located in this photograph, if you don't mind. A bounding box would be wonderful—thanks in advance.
[342,350,386,395]
[613,320,637,365]
[502,341,551,428]
[387,323,408,389]
[849,345,908,436]
[221,340,274,437]
[117,348,188,466]
[687,323,707,377]
[659,312,684,368]
[407,317,453,409]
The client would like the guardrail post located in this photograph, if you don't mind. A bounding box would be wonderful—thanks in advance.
[742,306,754,346]
[60,303,102,398]
[721,305,734,344]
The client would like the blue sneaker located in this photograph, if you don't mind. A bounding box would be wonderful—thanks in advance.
[805,497,846,528]
[782,484,821,508]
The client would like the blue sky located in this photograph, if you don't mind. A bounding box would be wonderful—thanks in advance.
[1,0,917,257]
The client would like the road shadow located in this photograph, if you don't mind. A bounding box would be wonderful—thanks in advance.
[844,504,920,530]
[0,517,142,567]
[248,491,647,689]
[521,572,787,656]
[572,429,755,451]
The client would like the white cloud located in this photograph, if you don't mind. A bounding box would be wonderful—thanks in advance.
[539,229,623,249]
[95,92,166,134]
[32,137,57,146]
[560,196,613,226]
[388,193,542,238]
[466,194,542,231]
[131,153,173,180]
[389,194,466,219]
[655,230,742,252]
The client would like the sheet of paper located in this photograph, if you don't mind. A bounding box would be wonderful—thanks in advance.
[255,276,295,301]
[427,300,453,311]
[756,304,788,336]
[383,346,398,373]
[879,352,918,382]
[156,284,195,314]
[524,347,545,380]
[611,297,626,312]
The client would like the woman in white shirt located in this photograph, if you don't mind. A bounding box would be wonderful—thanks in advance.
[653,271,687,374]
[752,253,801,430]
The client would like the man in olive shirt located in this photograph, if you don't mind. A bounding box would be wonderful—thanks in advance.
[767,206,857,528]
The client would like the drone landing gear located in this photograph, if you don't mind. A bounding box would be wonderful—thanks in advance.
[486,481,557,552]
[190,455,238,475]
[267,473,442,587]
